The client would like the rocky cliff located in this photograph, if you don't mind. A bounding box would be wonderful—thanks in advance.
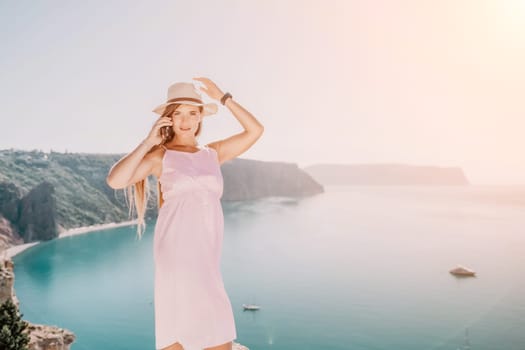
[221,158,323,200]
[0,180,59,246]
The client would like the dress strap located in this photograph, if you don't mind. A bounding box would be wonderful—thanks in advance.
[160,144,167,150]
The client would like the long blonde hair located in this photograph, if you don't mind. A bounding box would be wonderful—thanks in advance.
[126,103,204,240]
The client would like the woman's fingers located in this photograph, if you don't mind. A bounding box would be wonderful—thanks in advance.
[149,118,173,140]
[155,117,173,127]
[193,77,214,88]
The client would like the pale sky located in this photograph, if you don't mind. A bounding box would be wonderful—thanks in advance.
[1,0,524,185]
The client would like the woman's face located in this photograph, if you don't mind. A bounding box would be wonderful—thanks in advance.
[171,104,202,134]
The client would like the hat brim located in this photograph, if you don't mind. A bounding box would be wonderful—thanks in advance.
[152,101,218,116]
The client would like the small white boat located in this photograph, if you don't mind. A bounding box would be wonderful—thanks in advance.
[242,303,260,310]
[449,264,476,277]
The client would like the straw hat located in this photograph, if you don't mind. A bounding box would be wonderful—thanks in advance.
[152,82,219,116]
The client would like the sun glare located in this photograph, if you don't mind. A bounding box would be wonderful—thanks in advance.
[489,0,525,37]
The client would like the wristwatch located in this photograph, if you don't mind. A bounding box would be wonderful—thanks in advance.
[220,92,232,105]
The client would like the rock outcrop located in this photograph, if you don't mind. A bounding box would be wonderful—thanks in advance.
[0,180,59,248]
[17,181,59,242]
[25,324,76,350]
[0,216,24,251]
[0,257,19,307]
[0,181,21,223]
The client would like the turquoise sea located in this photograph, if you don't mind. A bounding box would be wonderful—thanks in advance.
[12,185,525,350]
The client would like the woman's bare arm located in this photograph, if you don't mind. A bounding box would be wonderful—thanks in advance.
[193,77,264,165]
[106,114,172,189]
[207,97,264,165]
[106,139,158,189]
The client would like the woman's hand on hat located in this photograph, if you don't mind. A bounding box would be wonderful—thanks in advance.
[193,77,224,101]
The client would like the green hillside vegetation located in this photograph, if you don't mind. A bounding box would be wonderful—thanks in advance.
[0,149,158,232]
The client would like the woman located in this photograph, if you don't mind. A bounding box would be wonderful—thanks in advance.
[106,77,264,350]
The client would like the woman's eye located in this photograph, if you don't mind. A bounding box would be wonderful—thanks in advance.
[172,112,198,119]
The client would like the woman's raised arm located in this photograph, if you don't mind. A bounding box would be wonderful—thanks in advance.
[193,77,264,164]
[106,115,172,189]
[106,139,157,189]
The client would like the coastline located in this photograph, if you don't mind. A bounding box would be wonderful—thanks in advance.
[3,220,137,260]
